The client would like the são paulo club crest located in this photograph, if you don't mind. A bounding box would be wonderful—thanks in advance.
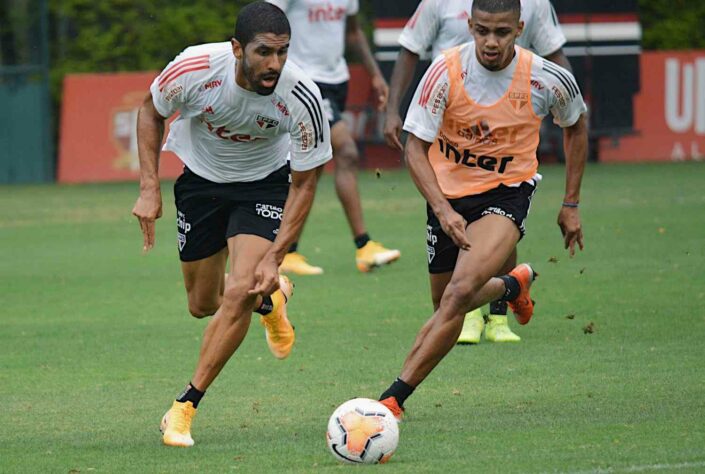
[255,114,280,130]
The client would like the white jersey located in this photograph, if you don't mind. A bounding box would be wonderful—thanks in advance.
[267,0,358,84]
[151,42,332,183]
[399,0,566,59]
[404,43,587,144]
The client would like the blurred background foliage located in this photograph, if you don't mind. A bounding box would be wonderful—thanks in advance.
[1,0,702,101]
[639,0,705,50]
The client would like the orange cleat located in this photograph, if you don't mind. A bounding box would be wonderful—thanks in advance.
[161,400,197,447]
[260,275,295,359]
[379,396,404,423]
[508,264,537,325]
[356,241,401,273]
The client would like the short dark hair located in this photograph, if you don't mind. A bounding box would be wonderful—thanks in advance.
[234,1,291,47]
[471,0,521,17]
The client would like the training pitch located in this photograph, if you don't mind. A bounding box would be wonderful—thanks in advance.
[1,162,704,472]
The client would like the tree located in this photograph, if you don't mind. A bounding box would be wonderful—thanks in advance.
[640,0,705,50]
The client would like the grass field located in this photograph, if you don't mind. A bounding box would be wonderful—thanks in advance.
[1,162,704,473]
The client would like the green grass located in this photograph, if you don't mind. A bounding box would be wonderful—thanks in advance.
[1,162,704,473]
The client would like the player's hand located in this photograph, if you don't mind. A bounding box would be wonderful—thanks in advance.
[383,111,404,151]
[132,188,162,252]
[557,206,584,257]
[371,74,389,112]
[249,253,280,297]
[438,207,471,251]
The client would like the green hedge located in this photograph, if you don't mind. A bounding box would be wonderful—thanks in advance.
[46,0,704,102]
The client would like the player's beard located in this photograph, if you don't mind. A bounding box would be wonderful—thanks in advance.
[243,56,280,96]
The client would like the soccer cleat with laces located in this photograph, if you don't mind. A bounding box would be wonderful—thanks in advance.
[456,308,484,344]
[355,241,401,272]
[507,264,537,325]
[260,275,295,359]
[484,315,521,342]
[161,400,197,447]
[379,396,404,423]
[279,252,324,275]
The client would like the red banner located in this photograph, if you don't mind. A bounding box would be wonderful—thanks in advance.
[58,72,183,183]
[599,51,705,162]
[57,68,397,183]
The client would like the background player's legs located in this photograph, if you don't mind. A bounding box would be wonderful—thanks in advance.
[397,215,520,387]
[279,196,324,276]
[485,247,521,342]
[430,272,453,311]
[331,120,366,237]
[190,234,272,391]
[181,248,228,318]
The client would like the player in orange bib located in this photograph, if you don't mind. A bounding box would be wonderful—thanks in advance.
[378,0,587,419]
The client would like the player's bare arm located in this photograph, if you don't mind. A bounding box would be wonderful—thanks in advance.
[132,93,166,252]
[405,134,470,251]
[559,113,588,257]
[384,47,420,150]
[345,14,388,110]
[250,165,324,296]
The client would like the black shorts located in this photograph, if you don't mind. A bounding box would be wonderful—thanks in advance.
[426,182,537,274]
[316,81,348,125]
[174,165,290,262]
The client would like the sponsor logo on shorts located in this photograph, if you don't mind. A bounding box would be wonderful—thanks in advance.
[427,245,436,263]
[482,206,516,223]
[426,225,437,263]
[256,114,280,130]
[255,203,283,220]
[426,225,438,245]
[177,210,191,251]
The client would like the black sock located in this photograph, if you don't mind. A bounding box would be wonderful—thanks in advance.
[354,233,370,249]
[176,382,205,408]
[379,377,415,407]
[499,275,520,301]
[255,296,274,315]
[490,300,508,315]
[288,242,298,253]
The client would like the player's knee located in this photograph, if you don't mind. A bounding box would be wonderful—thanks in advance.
[220,279,256,314]
[187,301,218,319]
[334,142,359,170]
[441,282,475,313]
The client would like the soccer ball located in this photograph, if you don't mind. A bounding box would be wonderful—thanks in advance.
[326,398,399,464]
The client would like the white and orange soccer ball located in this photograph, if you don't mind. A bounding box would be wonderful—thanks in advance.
[326,398,399,464]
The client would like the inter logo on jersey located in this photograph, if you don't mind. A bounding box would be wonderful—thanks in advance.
[256,114,280,130]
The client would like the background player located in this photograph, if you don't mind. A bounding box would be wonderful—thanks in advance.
[378,0,587,418]
[131,2,332,447]
[384,0,572,344]
[267,0,401,274]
